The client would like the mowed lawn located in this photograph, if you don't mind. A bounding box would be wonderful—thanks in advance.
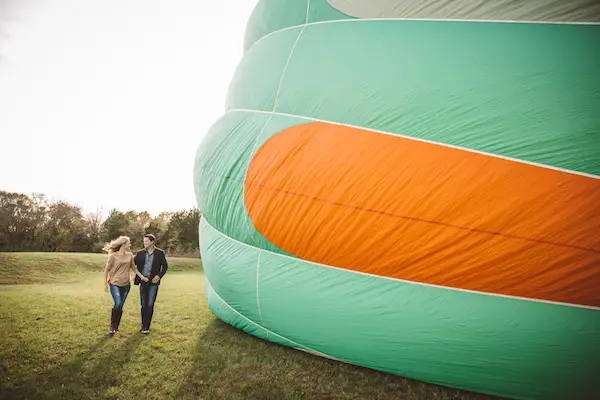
[0,253,499,400]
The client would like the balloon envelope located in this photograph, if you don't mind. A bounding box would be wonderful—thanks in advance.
[194,1,600,399]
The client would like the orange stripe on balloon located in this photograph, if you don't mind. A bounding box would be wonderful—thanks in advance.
[245,122,600,307]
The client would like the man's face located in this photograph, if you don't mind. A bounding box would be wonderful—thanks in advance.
[143,237,153,249]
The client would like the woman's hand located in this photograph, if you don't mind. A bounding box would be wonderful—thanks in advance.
[104,282,109,292]
[141,276,149,283]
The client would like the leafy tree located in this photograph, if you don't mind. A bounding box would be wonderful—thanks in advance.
[0,191,37,251]
[36,201,87,252]
[0,190,202,256]
[145,212,172,248]
[102,209,129,242]
[164,208,200,256]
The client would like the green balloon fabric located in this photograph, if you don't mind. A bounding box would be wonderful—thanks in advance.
[194,1,600,399]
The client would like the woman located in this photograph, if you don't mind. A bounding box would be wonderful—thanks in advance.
[102,236,148,335]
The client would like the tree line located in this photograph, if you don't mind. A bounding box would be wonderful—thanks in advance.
[0,190,201,257]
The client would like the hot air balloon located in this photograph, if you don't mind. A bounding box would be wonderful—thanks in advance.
[193,1,600,399]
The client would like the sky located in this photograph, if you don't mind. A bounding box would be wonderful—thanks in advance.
[0,0,258,217]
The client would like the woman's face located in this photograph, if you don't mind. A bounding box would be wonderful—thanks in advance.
[123,240,131,251]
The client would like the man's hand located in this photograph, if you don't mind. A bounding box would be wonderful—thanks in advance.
[151,275,160,284]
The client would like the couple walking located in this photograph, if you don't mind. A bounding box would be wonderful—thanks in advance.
[102,233,168,335]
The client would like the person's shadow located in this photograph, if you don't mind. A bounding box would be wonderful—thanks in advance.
[6,333,143,399]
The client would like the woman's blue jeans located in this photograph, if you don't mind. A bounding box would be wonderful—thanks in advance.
[109,284,131,310]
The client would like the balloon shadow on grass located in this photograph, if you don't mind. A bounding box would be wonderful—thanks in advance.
[175,318,293,400]
[175,318,500,400]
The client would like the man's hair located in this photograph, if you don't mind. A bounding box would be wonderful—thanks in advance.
[144,234,156,242]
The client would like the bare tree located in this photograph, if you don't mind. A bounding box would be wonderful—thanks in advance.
[86,207,104,243]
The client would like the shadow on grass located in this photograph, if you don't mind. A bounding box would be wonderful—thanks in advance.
[175,318,290,400]
[175,318,499,400]
[4,333,143,400]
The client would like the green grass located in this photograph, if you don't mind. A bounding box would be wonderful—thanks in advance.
[0,252,201,284]
[0,252,499,400]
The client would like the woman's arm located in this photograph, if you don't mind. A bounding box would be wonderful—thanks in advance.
[130,254,148,281]
[103,255,114,291]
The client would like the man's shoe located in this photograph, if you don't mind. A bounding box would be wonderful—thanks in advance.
[146,307,154,330]
[140,306,147,331]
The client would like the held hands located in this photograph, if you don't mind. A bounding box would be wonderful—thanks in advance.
[136,275,157,283]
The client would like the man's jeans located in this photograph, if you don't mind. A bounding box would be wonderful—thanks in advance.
[109,284,130,310]
[139,282,159,330]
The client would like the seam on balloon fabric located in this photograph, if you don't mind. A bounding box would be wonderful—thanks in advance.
[201,217,600,311]
[251,16,600,50]
[226,108,600,180]
[242,0,312,243]
[256,250,264,325]
[205,275,342,361]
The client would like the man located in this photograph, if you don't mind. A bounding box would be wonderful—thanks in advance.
[134,233,168,334]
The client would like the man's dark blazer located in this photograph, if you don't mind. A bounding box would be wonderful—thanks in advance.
[134,247,168,285]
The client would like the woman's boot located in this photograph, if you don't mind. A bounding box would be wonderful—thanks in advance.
[114,309,123,332]
[109,308,117,336]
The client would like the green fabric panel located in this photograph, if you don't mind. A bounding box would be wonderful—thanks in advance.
[229,20,600,175]
[243,0,353,52]
[243,0,307,51]
[205,278,269,340]
[308,0,353,23]
[193,111,308,255]
[202,224,324,352]
[193,111,263,242]
[200,217,260,321]
[205,277,304,350]
[227,27,302,112]
[200,218,600,400]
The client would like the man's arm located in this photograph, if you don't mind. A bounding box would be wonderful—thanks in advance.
[159,250,168,277]
[133,251,141,268]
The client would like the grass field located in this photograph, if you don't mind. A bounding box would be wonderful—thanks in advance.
[0,252,499,400]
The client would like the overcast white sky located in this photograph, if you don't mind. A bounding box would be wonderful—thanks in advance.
[0,0,257,217]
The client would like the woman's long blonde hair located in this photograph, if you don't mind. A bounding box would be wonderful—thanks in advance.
[102,236,131,255]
